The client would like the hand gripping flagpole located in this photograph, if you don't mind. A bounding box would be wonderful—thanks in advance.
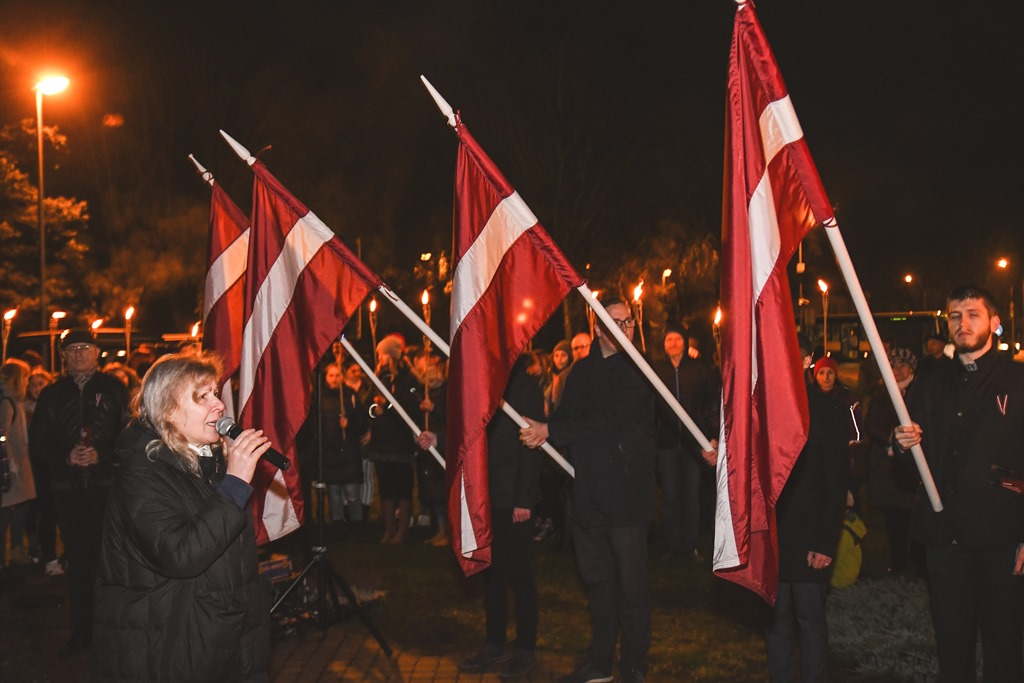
[822,219,942,511]
[377,282,575,478]
[339,336,445,469]
[578,284,714,453]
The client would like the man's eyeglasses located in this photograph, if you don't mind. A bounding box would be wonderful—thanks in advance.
[571,344,588,351]
[64,344,96,354]
[611,318,636,330]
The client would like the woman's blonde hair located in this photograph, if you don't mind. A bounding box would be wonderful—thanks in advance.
[137,349,223,475]
[0,358,32,401]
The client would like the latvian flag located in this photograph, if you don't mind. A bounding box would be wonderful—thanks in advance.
[448,117,583,575]
[202,182,249,418]
[715,2,836,604]
[239,160,381,544]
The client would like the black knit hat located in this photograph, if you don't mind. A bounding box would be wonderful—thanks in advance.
[60,328,97,349]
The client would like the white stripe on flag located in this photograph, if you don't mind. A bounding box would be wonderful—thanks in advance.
[238,212,332,411]
[262,469,300,540]
[203,230,250,320]
[460,472,478,556]
[758,95,803,161]
[713,396,740,570]
[450,192,538,337]
[746,95,804,399]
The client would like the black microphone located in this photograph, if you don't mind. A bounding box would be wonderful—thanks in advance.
[215,417,291,470]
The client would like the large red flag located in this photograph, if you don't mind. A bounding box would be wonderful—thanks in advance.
[202,183,249,416]
[715,2,836,603]
[448,117,583,575]
[239,160,381,544]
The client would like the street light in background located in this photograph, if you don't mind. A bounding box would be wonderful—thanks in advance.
[817,279,829,356]
[2,309,16,362]
[48,310,66,371]
[35,75,69,329]
[996,257,1016,348]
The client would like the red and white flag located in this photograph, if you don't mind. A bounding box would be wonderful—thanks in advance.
[448,119,583,575]
[240,161,381,544]
[202,183,249,418]
[715,2,835,603]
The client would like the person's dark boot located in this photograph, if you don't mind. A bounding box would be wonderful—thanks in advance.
[458,644,509,672]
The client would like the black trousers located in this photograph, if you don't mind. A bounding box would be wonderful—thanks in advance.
[926,543,1024,682]
[764,580,830,683]
[571,522,651,675]
[484,507,538,650]
[53,486,109,642]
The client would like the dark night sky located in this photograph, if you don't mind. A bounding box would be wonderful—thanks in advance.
[1,0,1020,330]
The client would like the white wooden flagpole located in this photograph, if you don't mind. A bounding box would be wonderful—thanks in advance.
[577,284,714,452]
[377,283,574,477]
[340,336,445,469]
[822,219,942,511]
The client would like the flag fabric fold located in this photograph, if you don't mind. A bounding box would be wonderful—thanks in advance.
[448,118,583,575]
[202,183,250,418]
[240,160,382,544]
[715,2,835,604]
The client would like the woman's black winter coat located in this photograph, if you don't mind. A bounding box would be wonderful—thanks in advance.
[92,421,270,682]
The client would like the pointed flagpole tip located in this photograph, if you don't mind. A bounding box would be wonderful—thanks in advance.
[187,154,215,186]
[219,130,256,166]
[420,75,457,129]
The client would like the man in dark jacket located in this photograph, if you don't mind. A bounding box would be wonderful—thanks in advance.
[764,336,850,682]
[653,324,720,560]
[895,285,1024,681]
[454,354,545,678]
[522,298,656,683]
[29,329,129,657]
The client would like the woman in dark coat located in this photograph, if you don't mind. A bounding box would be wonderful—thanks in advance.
[93,351,272,682]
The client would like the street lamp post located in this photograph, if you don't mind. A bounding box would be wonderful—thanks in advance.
[35,75,69,329]
[817,279,829,356]
[997,258,1016,349]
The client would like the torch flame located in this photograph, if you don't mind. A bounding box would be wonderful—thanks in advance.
[125,306,135,321]
[191,322,200,338]
[91,318,104,331]
[369,298,377,313]
[3,309,16,322]
[714,307,722,326]
[817,279,828,294]
[633,280,644,302]
[52,311,67,320]
[421,290,430,306]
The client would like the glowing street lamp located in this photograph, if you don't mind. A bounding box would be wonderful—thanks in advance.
[124,306,135,363]
[49,310,66,371]
[817,279,829,356]
[2,309,16,362]
[904,274,913,284]
[35,75,69,329]
[995,257,1017,347]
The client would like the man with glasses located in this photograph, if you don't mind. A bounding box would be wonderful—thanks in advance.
[570,332,592,362]
[30,329,129,657]
[521,298,656,683]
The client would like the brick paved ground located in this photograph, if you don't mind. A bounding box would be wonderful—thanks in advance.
[0,561,573,683]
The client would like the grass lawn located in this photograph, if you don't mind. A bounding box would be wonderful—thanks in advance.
[275,498,934,682]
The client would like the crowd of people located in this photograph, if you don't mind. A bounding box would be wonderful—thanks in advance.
[2,282,1022,681]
